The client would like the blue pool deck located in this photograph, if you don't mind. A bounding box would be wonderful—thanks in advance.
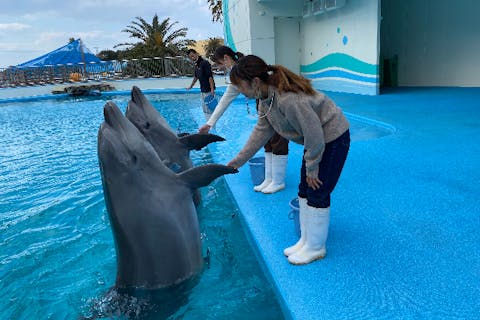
[202,87,480,319]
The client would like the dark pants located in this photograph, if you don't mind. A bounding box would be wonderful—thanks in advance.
[298,130,350,208]
[264,132,289,155]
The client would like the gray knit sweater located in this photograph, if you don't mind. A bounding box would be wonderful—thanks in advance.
[229,86,350,178]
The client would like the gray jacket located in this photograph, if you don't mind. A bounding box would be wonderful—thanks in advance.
[229,86,349,178]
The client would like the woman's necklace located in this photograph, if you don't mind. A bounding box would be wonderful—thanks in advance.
[258,92,275,119]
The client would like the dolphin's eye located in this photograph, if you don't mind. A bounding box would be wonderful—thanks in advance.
[145,122,150,129]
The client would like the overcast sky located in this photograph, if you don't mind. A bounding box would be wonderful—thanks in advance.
[0,0,223,67]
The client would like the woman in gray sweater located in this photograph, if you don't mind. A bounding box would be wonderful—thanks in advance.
[227,55,350,265]
[200,46,289,194]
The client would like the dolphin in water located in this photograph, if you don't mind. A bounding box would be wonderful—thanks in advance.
[97,101,237,290]
[126,86,224,172]
[126,86,224,206]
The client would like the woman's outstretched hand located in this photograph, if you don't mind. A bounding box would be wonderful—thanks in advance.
[198,124,211,134]
[226,161,238,170]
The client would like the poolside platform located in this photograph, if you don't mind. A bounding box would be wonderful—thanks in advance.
[201,87,480,319]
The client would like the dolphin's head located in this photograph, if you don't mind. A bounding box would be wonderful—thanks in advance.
[126,86,176,136]
[98,101,163,177]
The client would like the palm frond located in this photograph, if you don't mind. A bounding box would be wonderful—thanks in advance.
[115,14,192,58]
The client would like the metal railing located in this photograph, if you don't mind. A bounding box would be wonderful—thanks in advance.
[0,56,194,88]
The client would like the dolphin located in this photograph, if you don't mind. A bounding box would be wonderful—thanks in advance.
[126,85,224,172]
[126,86,225,206]
[97,101,237,290]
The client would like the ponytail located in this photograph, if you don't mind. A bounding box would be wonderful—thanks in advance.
[213,46,244,63]
[267,64,316,95]
[235,51,244,60]
[230,55,315,95]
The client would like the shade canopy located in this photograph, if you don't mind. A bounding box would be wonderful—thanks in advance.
[16,39,100,67]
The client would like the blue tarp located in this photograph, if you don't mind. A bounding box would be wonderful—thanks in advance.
[16,39,100,67]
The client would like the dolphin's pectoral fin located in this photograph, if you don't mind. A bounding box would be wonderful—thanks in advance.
[178,164,238,189]
[179,133,226,151]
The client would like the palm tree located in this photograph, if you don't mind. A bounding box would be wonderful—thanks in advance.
[203,37,224,59]
[97,49,120,61]
[115,14,195,58]
[207,0,223,22]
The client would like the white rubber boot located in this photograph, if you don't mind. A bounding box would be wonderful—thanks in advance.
[288,205,329,265]
[253,152,272,192]
[262,154,288,194]
[283,197,308,257]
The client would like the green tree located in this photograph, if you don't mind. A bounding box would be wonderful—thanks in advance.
[97,49,122,61]
[203,37,224,59]
[207,0,223,22]
[115,14,195,58]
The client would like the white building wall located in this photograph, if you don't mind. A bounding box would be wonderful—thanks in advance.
[257,0,381,87]
[224,0,480,94]
[274,17,301,74]
[224,0,380,95]
[222,0,253,54]
[300,0,380,95]
[223,0,304,64]
[381,0,480,87]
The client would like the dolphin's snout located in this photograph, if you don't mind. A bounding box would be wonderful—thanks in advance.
[103,101,126,128]
[131,86,141,104]
[103,101,115,126]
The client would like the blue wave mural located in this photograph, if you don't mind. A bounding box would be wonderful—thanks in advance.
[301,53,377,75]
[301,53,379,95]
[307,69,377,83]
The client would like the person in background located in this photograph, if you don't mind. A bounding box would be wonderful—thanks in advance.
[199,46,289,194]
[186,49,216,121]
[198,46,243,134]
[226,55,350,265]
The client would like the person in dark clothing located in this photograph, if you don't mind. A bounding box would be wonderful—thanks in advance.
[186,49,216,120]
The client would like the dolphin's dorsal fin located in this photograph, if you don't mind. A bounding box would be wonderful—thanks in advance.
[178,164,238,189]
[178,134,226,151]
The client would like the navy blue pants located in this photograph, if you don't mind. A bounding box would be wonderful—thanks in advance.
[298,130,350,208]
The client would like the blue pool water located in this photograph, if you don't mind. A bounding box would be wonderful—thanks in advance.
[0,94,285,319]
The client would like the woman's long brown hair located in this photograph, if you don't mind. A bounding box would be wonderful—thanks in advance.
[230,55,316,95]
